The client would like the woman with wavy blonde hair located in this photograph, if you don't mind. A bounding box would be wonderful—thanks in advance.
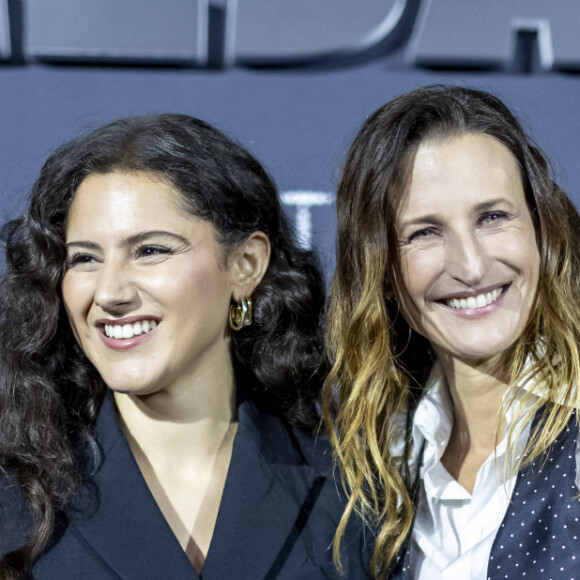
[324,85,580,579]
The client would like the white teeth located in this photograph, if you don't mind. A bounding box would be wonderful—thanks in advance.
[104,320,158,339]
[446,287,504,310]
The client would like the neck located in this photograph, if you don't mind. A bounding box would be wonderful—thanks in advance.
[442,354,508,446]
[437,351,510,491]
[112,360,239,571]
[114,361,238,465]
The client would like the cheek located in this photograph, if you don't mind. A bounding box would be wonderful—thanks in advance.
[494,229,540,281]
[522,243,541,306]
[61,275,84,342]
[400,247,443,302]
[162,261,232,315]
[397,252,433,334]
[61,272,86,317]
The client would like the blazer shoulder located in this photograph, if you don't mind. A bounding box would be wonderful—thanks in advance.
[291,426,375,577]
[0,470,32,556]
[290,424,335,473]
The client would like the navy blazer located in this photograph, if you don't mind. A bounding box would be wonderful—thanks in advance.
[0,394,371,579]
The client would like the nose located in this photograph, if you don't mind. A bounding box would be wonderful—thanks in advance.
[444,230,490,287]
[94,260,138,313]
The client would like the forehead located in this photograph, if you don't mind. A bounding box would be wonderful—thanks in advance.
[66,171,189,233]
[398,133,524,220]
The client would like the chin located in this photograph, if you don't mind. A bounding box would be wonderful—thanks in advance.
[435,333,518,363]
[101,375,158,396]
[449,340,517,364]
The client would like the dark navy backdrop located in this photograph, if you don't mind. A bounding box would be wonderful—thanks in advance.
[1,42,579,283]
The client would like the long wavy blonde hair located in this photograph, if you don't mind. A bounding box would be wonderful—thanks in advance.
[323,85,580,578]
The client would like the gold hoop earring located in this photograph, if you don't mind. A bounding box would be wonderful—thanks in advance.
[229,296,252,331]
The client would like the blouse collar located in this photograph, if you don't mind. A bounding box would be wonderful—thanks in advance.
[411,360,537,485]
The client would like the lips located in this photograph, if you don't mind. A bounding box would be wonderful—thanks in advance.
[94,317,160,352]
[95,315,161,343]
[104,319,158,339]
[445,286,505,310]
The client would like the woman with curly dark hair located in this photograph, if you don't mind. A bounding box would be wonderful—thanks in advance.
[0,114,370,579]
[324,85,580,579]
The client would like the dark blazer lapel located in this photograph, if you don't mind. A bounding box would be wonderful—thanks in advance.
[68,396,199,580]
[201,399,322,580]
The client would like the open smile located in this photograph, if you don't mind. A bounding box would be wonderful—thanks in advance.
[94,317,161,352]
[103,319,158,339]
[441,285,507,310]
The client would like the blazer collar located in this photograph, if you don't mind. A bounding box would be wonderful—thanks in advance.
[70,394,198,579]
[202,396,320,579]
[70,393,321,580]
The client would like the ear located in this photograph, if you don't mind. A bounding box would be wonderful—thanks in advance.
[229,231,271,300]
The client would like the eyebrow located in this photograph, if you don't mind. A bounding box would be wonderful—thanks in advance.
[399,197,516,230]
[398,214,444,230]
[472,198,516,212]
[66,230,191,250]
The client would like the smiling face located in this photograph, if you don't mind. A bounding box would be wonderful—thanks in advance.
[397,132,540,365]
[62,171,237,397]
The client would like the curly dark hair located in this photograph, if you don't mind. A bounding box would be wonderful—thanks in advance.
[0,114,327,577]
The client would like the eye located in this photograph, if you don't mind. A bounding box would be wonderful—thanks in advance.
[479,211,508,226]
[134,245,173,259]
[66,253,98,269]
[408,228,437,242]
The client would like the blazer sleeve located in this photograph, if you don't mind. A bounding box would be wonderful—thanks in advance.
[0,472,33,557]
